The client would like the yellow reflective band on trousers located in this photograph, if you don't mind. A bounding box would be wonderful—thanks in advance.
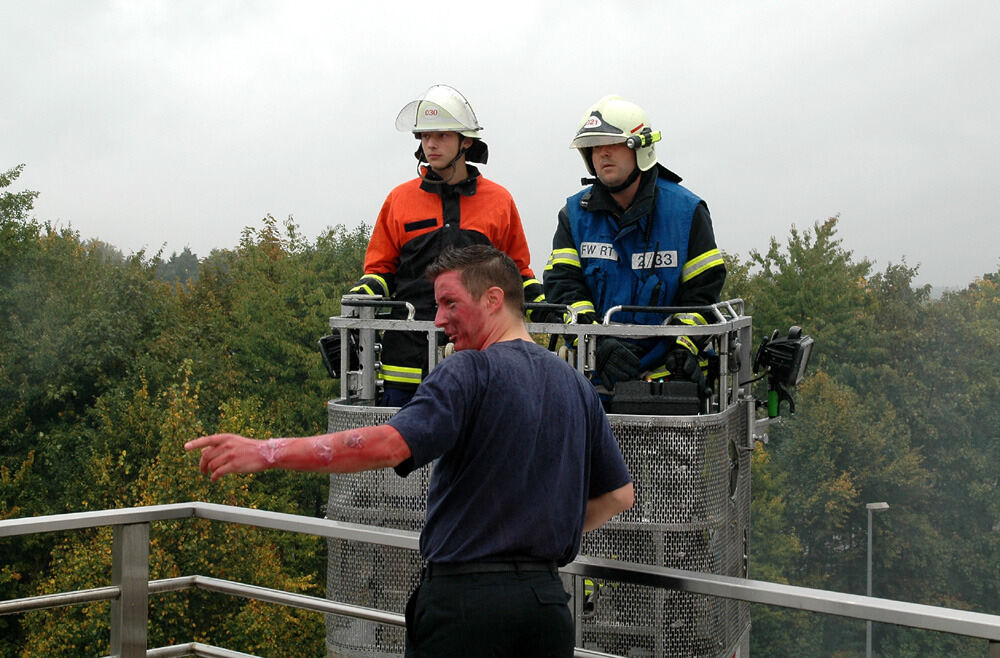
[545,248,581,270]
[380,364,422,385]
[681,248,724,282]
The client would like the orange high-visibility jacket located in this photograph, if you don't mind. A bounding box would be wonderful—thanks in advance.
[350,167,543,389]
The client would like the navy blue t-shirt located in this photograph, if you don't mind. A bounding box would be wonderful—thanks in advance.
[388,339,631,566]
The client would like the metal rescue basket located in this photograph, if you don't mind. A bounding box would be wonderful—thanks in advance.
[323,297,755,658]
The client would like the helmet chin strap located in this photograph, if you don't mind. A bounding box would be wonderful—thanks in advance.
[600,165,641,193]
[416,143,468,185]
[578,145,642,192]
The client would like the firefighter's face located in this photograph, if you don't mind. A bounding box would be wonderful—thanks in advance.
[420,131,470,173]
[591,142,637,188]
[433,270,488,351]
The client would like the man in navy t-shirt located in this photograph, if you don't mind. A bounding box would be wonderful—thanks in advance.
[186,245,634,658]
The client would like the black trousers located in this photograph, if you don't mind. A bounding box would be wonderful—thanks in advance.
[404,566,574,658]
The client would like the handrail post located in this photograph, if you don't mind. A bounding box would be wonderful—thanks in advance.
[990,639,999,658]
[110,522,149,657]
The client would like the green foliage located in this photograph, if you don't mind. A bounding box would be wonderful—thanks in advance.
[746,217,1000,655]
[0,229,174,514]
[0,164,39,223]
[3,166,999,656]
[1,175,369,655]
[176,215,369,520]
[156,246,200,283]
[19,364,324,656]
[743,217,873,374]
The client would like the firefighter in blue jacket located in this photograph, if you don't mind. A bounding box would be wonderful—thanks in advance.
[543,95,726,398]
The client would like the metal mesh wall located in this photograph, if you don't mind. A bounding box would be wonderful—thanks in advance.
[325,401,751,658]
[324,404,427,658]
[575,408,751,657]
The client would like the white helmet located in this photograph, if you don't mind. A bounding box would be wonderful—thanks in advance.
[570,95,660,175]
[396,84,488,163]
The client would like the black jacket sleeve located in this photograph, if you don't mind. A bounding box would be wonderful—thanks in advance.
[542,204,600,325]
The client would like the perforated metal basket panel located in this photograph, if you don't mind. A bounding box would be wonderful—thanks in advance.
[324,404,423,658]
[576,409,751,657]
[325,401,751,658]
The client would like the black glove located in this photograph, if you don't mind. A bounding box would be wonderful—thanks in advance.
[662,348,711,398]
[546,308,569,324]
[528,307,567,324]
[595,338,641,389]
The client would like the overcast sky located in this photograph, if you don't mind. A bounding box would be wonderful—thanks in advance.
[3,0,999,288]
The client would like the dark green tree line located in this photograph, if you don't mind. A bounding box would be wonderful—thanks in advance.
[727,217,1000,656]
[1,165,369,655]
[3,163,999,656]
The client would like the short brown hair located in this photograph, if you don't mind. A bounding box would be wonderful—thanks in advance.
[426,245,525,313]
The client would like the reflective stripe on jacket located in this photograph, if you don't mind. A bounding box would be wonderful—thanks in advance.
[355,167,540,388]
[562,177,700,326]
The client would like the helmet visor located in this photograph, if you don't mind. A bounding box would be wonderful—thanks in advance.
[395,100,481,134]
[570,133,629,149]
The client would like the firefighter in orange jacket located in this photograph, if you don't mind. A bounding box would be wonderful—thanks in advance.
[349,85,544,406]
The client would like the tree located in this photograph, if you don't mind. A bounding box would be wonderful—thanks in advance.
[174,216,369,521]
[9,188,994,656]
[744,217,872,382]
[8,212,373,654]
[0,163,43,339]
[737,217,979,655]
[20,363,325,656]
[156,247,200,283]
[0,228,176,497]
[0,164,39,223]
[0,196,181,652]
[907,273,1000,617]
[747,443,816,654]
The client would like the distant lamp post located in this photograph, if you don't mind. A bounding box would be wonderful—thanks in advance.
[866,502,890,658]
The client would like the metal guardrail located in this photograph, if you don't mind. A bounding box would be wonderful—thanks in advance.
[332,297,754,415]
[3,502,1000,657]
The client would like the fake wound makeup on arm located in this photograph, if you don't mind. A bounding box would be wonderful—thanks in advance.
[258,438,290,465]
[307,431,364,466]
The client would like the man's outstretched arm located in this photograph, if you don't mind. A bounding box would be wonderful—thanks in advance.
[184,425,412,482]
